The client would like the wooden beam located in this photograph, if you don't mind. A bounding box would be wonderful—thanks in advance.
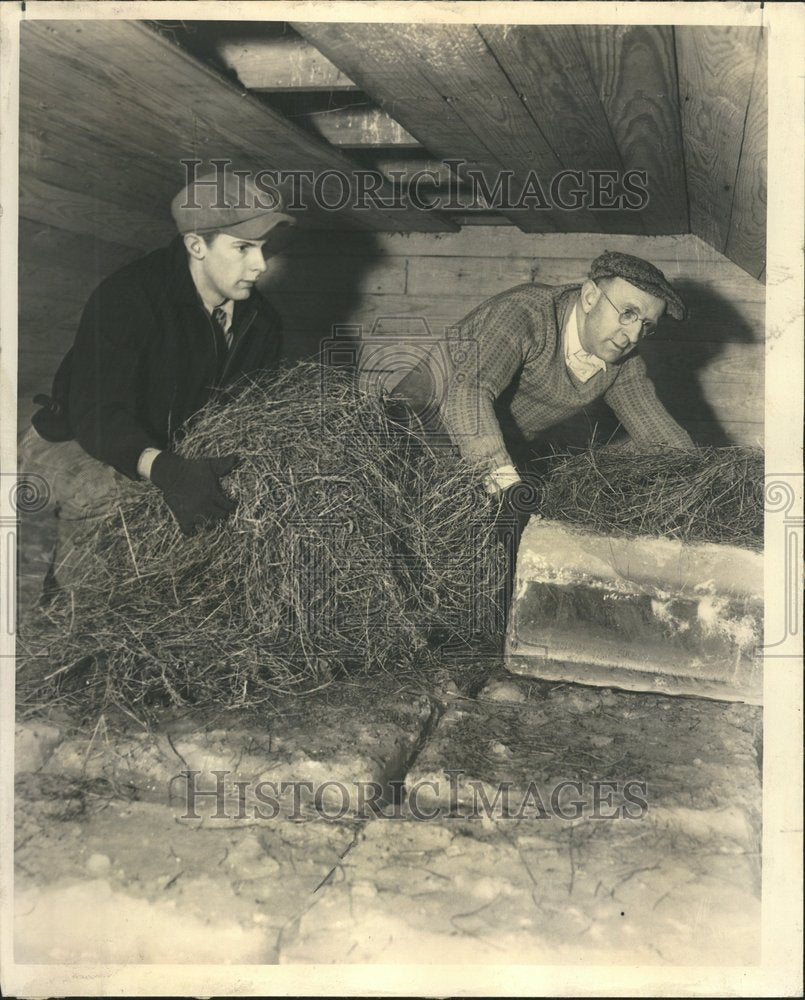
[19,21,456,234]
[360,157,462,187]
[725,31,767,278]
[479,25,644,236]
[293,21,604,234]
[216,35,359,92]
[19,175,174,250]
[19,123,181,218]
[676,26,761,252]
[575,25,689,235]
[296,107,420,148]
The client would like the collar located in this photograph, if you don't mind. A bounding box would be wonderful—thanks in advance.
[564,300,606,383]
[168,236,254,328]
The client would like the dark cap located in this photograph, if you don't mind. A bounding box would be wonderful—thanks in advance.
[171,171,295,240]
[589,251,686,321]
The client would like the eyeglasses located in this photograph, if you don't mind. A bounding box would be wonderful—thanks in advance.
[594,283,658,338]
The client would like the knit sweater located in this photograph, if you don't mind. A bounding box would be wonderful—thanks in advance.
[439,282,694,471]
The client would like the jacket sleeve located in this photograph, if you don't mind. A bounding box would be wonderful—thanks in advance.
[259,310,283,372]
[441,296,538,474]
[604,352,696,450]
[68,279,160,480]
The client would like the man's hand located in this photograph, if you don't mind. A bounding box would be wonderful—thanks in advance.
[150,452,239,536]
[493,478,541,545]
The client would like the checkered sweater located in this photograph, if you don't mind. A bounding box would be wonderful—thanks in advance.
[441,282,694,472]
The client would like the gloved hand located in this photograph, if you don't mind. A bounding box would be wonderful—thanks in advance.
[150,452,239,536]
[493,478,541,547]
[31,393,72,442]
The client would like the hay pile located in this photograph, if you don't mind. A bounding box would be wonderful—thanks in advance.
[539,446,764,548]
[20,364,503,718]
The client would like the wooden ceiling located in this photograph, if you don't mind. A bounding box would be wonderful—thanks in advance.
[20,19,767,276]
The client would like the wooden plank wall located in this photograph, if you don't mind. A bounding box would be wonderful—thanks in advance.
[259,229,764,450]
[677,26,766,277]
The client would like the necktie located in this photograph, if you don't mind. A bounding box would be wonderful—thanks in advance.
[212,306,232,351]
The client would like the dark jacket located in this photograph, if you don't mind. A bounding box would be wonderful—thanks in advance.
[34,237,283,480]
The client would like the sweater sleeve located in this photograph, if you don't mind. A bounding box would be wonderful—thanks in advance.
[441,295,539,473]
[604,352,696,450]
[68,279,161,480]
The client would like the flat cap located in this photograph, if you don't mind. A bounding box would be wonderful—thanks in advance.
[589,251,686,321]
[171,170,295,240]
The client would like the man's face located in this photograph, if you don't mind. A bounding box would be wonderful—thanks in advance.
[196,233,268,302]
[578,277,666,363]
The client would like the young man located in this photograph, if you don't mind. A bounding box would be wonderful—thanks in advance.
[20,170,294,590]
[392,251,695,529]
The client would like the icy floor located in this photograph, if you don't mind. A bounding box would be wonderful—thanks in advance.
[13,509,763,966]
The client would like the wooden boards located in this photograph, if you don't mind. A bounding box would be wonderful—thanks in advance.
[575,25,689,235]
[724,32,768,278]
[216,34,359,92]
[677,26,763,268]
[20,20,455,234]
[293,21,600,234]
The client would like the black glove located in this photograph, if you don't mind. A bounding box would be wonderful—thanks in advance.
[150,452,239,536]
[31,393,73,443]
[493,478,541,548]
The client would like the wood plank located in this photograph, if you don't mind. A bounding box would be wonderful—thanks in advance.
[406,257,534,297]
[281,229,722,261]
[293,21,602,234]
[216,35,359,91]
[725,31,767,278]
[20,21,456,234]
[479,24,644,236]
[576,25,689,235]
[640,341,764,382]
[20,298,84,338]
[18,219,144,272]
[19,122,182,218]
[650,378,763,424]
[405,254,765,304]
[676,26,761,252]
[297,107,420,148]
[359,157,463,187]
[259,253,407,298]
[20,175,175,251]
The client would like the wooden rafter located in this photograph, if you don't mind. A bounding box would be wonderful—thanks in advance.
[216,34,360,91]
[293,21,606,234]
[20,20,457,234]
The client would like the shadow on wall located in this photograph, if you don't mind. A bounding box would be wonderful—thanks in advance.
[643,278,763,446]
[257,231,385,368]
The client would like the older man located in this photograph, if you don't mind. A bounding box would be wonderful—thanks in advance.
[392,251,694,524]
[20,170,294,592]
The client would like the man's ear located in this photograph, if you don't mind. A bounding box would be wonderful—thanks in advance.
[579,278,600,314]
[183,233,206,260]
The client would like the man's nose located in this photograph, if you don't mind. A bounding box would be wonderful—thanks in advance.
[623,323,642,345]
[249,249,267,274]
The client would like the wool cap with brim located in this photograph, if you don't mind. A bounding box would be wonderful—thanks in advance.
[171,171,295,240]
[589,250,686,321]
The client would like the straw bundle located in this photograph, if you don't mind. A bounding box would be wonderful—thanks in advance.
[539,446,764,548]
[19,364,504,717]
